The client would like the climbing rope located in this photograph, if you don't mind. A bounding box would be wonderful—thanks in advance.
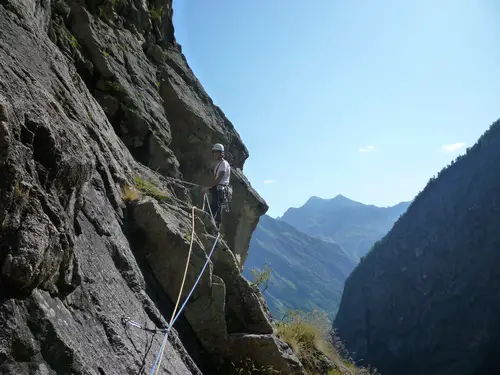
[149,202,197,375]
[147,192,221,375]
[166,177,202,188]
[122,180,222,373]
[122,317,164,333]
[163,176,229,227]
[162,178,219,228]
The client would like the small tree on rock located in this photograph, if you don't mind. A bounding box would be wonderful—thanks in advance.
[250,264,272,293]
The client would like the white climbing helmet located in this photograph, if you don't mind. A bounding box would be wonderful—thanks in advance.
[212,143,224,152]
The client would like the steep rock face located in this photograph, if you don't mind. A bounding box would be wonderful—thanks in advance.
[131,200,274,343]
[334,120,500,375]
[51,0,267,262]
[0,0,293,374]
[0,4,201,373]
[128,198,305,374]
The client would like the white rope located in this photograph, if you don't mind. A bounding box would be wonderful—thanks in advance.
[148,193,221,375]
[164,176,202,188]
[122,317,165,333]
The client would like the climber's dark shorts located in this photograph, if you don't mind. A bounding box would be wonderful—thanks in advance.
[209,184,230,226]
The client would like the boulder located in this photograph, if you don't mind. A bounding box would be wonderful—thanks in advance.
[132,199,274,354]
[132,199,228,350]
[226,334,307,375]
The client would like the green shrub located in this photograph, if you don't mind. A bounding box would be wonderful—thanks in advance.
[250,264,272,292]
[149,6,164,20]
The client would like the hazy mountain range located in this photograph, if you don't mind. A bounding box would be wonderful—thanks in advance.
[280,194,410,261]
[244,195,410,318]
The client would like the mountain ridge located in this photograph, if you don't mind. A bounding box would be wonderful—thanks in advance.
[245,195,409,320]
[284,194,410,215]
[280,195,410,260]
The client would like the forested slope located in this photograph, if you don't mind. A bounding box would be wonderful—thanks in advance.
[334,120,500,375]
[245,215,356,319]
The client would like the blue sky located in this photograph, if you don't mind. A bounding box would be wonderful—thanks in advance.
[173,0,500,218]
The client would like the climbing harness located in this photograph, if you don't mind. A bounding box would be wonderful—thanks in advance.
[218,184,232,213]
[165,176,232,217]
[124,191,222,375]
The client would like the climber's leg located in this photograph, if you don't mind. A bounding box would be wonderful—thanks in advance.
[209,186,221,228]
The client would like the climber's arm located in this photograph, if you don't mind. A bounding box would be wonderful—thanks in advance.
[203,171,225,191]
[213,170,224,186]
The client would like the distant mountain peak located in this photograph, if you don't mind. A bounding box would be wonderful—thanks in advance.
[305,196,324,203]
[308,194,351,201]
[280,195,411,260]
[306,194,354,205]
[328,194,363,208]
[333,194,352,201]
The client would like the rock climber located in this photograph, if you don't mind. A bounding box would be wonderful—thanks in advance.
[203,143,232,230]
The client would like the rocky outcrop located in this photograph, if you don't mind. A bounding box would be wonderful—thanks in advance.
[132,198,274,339]
[226,334,305,375]
[55,0,267,263]
[334,120,500,375]
[131,198,305,373]
[0,0,303,373]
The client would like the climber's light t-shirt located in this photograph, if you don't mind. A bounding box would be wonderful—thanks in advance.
[214,160,230,186]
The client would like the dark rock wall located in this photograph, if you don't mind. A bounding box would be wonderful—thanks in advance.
[0,3,203,373]
[334,120,500,375]
[0,0,272,373]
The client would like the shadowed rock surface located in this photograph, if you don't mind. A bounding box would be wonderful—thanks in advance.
[334,120,500,375]
[0,0,307,373]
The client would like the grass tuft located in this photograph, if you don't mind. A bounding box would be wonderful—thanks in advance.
[122,185,140,202]
[134,177,168,202]
[14,181,29,199]
[222,358,279,375]
[276,310,379,375]
[276,310,326,369]
[105,80,121,91]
